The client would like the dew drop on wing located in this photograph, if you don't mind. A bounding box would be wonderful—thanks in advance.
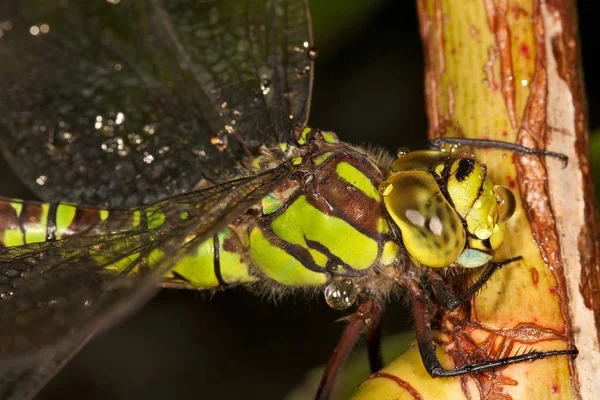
[0,285,12,297]
[3,269,21,279]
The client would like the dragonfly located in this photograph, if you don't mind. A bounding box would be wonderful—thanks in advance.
[0,1,577,399]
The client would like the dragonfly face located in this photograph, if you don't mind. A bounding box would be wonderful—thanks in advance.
[381,149,516,269]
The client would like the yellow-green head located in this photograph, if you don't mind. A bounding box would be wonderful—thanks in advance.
[380,149,516,269]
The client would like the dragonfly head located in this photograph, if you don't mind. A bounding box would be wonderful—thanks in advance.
[379,149,516,269]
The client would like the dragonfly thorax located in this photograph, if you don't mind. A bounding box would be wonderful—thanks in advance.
[249,138,400,287]
[379,149,516,270]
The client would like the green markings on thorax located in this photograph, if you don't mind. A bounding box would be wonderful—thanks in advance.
[249,151,399,286]
[335,162,380,201]
[270,195,378,270]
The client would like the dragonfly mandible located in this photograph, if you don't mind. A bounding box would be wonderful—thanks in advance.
[0,1,577,399]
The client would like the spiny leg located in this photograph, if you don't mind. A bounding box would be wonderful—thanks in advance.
[407,280,578,377]
[429,137,568,165]
[316,299,383,400]
[429,257,522,311]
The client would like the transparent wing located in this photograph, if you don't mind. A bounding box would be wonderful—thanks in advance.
[0,161,292,361]
[0,0,313,207]
[0,332,92,400]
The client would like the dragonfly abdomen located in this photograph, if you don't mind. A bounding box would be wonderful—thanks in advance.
[0,198,140,247]
[0,196,256,289]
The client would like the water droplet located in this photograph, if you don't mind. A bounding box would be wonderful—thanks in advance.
[158,146,170,155]
[192,148,206,158]
[101,137,130,156]
[308,46,318,60]
[36,175,47,186]
[143,124,156,135]
[494,185,516,221]
[260,79,271,95]
[378,181,393,196]
[143,153,154,164]
[397,147,410,157]
[324,278,357,310]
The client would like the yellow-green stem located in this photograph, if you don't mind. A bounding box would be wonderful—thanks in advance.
[353,0,599,398]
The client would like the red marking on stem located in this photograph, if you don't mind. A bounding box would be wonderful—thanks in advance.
[369,373,424,400]
[531,268,539,285]
[520,42,531,59]
[511,4,529,20]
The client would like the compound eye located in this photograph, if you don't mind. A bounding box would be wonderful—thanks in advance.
[381,170,465,268]
[494,185,516,222]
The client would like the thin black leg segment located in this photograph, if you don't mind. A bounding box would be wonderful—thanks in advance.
[407,281,578,378]
[429,257,522,311]
[366,301,384,373]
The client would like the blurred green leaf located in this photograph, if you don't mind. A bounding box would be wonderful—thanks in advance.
[284,332,414,400]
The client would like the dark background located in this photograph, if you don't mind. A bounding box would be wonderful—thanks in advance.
[0,0,598,399]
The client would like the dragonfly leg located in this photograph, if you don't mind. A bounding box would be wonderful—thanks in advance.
[428,257,522,311]
[428,137,568,166]
[315,298,383,400]
[408,279,578,378]
[366,301,384,374]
